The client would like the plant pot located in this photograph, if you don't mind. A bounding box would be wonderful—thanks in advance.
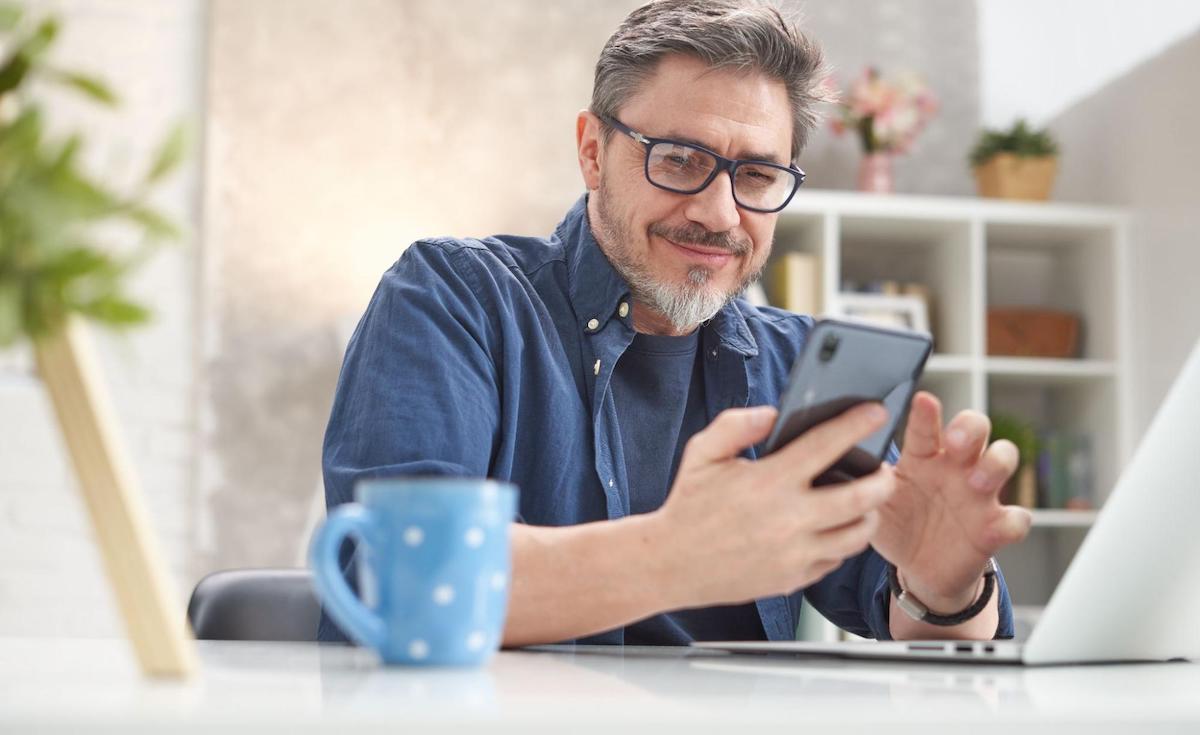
[973,152,1057,201]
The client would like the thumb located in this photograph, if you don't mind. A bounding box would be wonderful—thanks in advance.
[683,406,777,467]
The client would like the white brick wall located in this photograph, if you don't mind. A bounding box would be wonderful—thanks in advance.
[0,0,206,636]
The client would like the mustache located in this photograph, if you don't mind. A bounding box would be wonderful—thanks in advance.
[648,223,751,256]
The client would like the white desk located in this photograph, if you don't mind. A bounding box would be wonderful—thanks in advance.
[2,637,1199,733]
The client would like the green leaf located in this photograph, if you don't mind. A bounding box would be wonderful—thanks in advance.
[143,123,187,185]
[125,204,180,240]
[0,282,21,348]
[40,246,116,281]
[44,68,118,107]
[22,17,59,60]
[76,294,151,326]
[0,51,31,95]
[0,4,24,32]
[0,17,58,96]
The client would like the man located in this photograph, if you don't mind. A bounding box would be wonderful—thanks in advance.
[320,0,1031,646]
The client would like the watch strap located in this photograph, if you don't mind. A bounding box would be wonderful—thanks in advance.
[887,558,998,626]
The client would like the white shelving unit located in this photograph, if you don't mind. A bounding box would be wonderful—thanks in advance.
[774,190,1132,639]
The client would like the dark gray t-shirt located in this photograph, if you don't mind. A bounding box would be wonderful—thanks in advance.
[611,329,764,644]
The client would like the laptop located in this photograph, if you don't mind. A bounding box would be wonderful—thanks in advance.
[694,338,1200,665]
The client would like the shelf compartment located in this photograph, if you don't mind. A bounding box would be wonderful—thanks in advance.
[987,377,1119,509]
[985,221,1119,361]
[837,216,974,356]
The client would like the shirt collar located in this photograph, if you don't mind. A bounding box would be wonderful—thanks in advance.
[556,193,759,357]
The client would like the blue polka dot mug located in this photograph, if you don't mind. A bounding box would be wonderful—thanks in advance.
[310,477,518,666]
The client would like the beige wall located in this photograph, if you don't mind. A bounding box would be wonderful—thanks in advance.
[1050,29,1200,437]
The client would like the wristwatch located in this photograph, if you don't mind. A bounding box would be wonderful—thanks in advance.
[887,558,998,626]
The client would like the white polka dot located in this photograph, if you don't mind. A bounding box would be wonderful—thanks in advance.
[408,639,430,660]
[432,584,455,605]
[490,572,506,590]
[403,526,424,547]
[466,631,487,651]
[464,527,485,548]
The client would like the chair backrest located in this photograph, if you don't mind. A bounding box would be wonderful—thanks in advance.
[188,568,320,641]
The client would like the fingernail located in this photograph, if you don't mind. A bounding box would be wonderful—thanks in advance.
[968,470,988,490]
[947,429,966,448]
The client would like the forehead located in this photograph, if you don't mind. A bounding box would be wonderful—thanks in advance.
[617,54,793,164]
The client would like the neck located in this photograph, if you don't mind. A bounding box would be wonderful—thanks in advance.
[631,302,699,337]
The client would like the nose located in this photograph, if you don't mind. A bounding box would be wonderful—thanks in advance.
[682,169,740,234]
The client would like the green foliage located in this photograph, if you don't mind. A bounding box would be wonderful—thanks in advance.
[0,3,185,347]
[989,413,1040,467]
[969,119,1059,168]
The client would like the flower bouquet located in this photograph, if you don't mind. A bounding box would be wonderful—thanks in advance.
[830,67,938,193]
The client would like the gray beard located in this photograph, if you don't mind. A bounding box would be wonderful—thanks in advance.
[592,186,762,333]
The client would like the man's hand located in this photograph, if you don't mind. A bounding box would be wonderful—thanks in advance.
[651,403,896,610]
[871,391,1033,614]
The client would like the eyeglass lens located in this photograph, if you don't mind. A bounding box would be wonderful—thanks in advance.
[646,141,798,212]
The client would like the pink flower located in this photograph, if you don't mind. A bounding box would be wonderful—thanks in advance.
[832,66,937,154]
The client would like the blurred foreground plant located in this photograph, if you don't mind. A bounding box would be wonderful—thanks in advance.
[0,2,185,348]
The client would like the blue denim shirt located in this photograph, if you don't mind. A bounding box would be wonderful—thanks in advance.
[320,194,1014,644]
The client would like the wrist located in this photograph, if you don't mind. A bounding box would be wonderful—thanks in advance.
[633,509,691,611]
[898,568,985,615]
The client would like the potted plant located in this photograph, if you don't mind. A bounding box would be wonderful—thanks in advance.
[830,67,938,194]
[969,119,1059,201]
[989,413,1040,510]
[0,5,194,676]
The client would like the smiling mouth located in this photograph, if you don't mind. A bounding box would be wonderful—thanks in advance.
[662,236,740,266]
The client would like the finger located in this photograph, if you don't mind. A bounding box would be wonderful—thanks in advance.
[764,402,889,481]
[943,410,991,466]
[683,406,778,467]
[899,391,942,459]
[813,509,880,561]
[965,439,1020,496]
[797,466,895,533]
[981,506,1033,549]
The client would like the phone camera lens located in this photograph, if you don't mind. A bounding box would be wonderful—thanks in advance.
[819,334,840,362]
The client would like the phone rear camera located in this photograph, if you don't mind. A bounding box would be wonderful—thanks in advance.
[818,334,840,362]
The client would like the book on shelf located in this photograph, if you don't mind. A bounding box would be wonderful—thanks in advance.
[767,252,821,316]
[1037,431,1095,510]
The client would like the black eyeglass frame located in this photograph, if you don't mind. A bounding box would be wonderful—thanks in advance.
[598,114,806,214]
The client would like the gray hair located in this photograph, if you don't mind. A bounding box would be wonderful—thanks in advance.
[591,0,830,162]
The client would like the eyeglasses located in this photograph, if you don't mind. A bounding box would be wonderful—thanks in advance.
[598,114,805,214]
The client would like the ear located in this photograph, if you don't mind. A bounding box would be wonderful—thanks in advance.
[576,109,604,191]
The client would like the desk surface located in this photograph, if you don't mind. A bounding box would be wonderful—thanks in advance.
[3,637,1199,733]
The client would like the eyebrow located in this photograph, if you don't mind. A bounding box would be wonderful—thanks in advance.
[660,130,786,166]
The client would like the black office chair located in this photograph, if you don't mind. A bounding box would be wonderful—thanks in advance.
[187,568,321,641]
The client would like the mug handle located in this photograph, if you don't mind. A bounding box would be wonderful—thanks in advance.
[309,504,387,649]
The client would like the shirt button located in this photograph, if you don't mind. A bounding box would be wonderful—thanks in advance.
[608,478,615,488]
[709,348,718,360]
[587,318,600,331]
[618,302,629,318]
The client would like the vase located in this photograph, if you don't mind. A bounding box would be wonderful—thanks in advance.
[857,152,895,194]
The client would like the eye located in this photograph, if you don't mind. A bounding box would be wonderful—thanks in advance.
[737,165,780,189]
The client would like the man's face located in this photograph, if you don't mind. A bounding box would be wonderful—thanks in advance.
[583,54,793,333]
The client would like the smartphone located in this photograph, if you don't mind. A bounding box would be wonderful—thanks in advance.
[763,318,933,485]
